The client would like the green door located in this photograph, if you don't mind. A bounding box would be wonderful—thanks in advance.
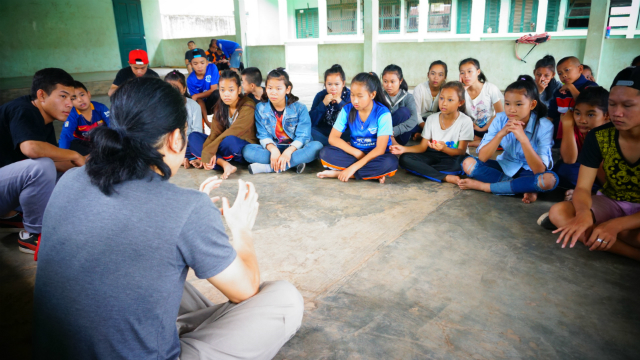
[112,0,147,68]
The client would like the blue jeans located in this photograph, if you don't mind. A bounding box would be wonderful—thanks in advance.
[554,160,601,191]
[242,142,323,171]
[230,49,242,68]
[187,133,249,170]
[464,157,558,195]
[311,126,351,147]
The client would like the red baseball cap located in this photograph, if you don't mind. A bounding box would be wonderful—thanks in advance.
[128,49,149,65]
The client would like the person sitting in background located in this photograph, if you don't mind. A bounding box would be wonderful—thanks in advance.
[187,48,220,128]
[164,70,203,137]
[215,47,231,71]
[309,64,351,146]
[108,49,159,96]
[632,55,640,67]
[32,77,304,359]
[59,81,110,156]
[210,38,243,73]
[381,64,420,146]
[534,55,563,108]
[241,67,264,104]
[184,41,196,73]
[413,60,448,121]
[0,68,85,254]
[582,64,595,82]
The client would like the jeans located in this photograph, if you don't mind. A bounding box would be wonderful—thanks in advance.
[229,49,242,68]
[242,142,323,170]
[554,160,601,191]
[187,133,249,170]
[464,157,558,195]
[392,107,421,146]
[311,125,351,147]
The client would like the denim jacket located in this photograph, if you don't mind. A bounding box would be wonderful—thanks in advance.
[255,99,312,150]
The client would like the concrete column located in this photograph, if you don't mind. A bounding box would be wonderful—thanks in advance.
[470,0,486,40]
[498,0,510,34]
[364,0,379,72]
[400,0,406,34]
[536,0,548,33]
[233,0,248,64]
[278,0,288,44]
[450,0,457,34]
[583,0,611,82]
[319,0,328,41]
[357,0,363,36]
[418,0,427,37]
[556,0,568,32]
[627,0,640,39]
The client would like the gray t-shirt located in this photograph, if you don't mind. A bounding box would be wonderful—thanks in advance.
[33,167,236,359]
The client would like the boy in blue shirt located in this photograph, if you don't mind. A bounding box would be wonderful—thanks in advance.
[187,48,219,128]
[59,81,110,155]
[210,39,243,72]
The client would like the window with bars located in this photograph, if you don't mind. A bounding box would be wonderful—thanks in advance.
[296,8,319,38]
[565,0,590,29]
[327,0,358,35]
[484,0,501,33]
[406,0,419,32]
[510,0,538,33]
[457,0,472,34]
[609,0,634,29]
[545,0,561,31]
[379,0,401,33]
[429,0,452,32]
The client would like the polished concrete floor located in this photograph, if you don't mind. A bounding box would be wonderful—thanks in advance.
[1,84,639,359]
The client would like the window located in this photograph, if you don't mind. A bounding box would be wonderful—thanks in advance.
[429,1,452,32]
[457,0,472,34]
[545,0,561,31]
[327,0,357,35]
[484,0,501,33]
[407,0,419,32]
[379,0,401,33]
[565,0,591,29]
[609,0,633,29]
[510,0,538,33]
[296,8,319,38]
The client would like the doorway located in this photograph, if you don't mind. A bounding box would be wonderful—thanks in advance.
[112,0,148,68]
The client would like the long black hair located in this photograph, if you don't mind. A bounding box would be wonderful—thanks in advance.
[213,70,244,129]
[86,77,187,195]
[348,72,391,124]
[459,58,487,83]
[534,55,556,73]
[505,75,548,133]
[164,70,190,98]
[382,64,409,91]
[324,64,346,84]
[261,67,299,106]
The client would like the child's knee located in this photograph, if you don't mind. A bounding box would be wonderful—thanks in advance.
[462,157,477,176]
[549,201,575,225]
[537,172,558,191]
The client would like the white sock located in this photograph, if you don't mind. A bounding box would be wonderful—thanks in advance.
[249,163,274,174]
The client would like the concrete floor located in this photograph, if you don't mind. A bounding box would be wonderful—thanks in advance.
[1,83,639,359]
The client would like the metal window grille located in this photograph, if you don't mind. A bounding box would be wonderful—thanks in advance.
[484,0,501,33]
[379,0,401,33]
[457,0,472,34]
[510,0,539,33]
[406,0,419,32]
[565,0,591,29]
[296,8,319,38]
[429,0,452,32]
[328,0,358,35]
[545,0,561,31]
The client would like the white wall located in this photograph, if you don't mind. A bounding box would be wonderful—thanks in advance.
[246,0,282,45]
[158,0,235,39]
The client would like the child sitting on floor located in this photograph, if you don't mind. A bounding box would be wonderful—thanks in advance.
[548,66,640,261]
[59,81,110,155]
[458,75,557,204]
[310,64,352,146]
[241,67,264,104]
[186,70,258,179]
[381,65,420,145]
[242,68,322,174]
[582,64,595,82]
[317,72,398,183]
[164,70,203,138]
[534,55,563,108]
[390,81,473,184]
[413,60,448,121]
[186,48,219,128]
[459,58,504,147]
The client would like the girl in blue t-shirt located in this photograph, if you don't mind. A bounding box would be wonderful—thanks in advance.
[317,72,398,183]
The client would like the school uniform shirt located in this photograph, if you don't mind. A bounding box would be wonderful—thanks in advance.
[59,101,110,149]
[464,82,504,128]
[578,122,640,203]
[421,112,474,150]
[477,112,554,177]
[187,63,220,97]
[185,97,203,136]
[413,81,441,119]
[205,50,216,62]
[216,39,241,58]
[333,102,393,152]
[0,95,57,168]
[112,66,160,87]
[548,74,597,136]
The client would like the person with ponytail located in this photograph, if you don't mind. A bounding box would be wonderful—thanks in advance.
[164,70,203,138]
[413,60,448,120]
[317,72,398,183]
[33,77,304,358]
[459,58,504,147]
[242,68,323,174]
[533,55,563,108]
[458,75,558,204]
[185,70,259,179]
[381,64,421,145]
[309,64,352,146]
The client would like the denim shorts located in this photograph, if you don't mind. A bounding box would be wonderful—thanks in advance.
[230,49,242,68]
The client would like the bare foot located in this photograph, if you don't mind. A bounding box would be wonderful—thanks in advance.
[564,189,574,201]
[317,170,341,179]
[444,175,460,184]
[458,178,491,192]
[522,192,538,204]
[220,161,237,179]
[190,159,203,169]
[183,158,191,169]
[378,176,386,184]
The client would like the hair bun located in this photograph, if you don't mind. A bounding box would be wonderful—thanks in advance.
[331,64,343,69]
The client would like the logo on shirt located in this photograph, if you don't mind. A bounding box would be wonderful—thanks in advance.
[104,111,110,117]
[205,75,211,83]
[64,121,69,127]
[367,127,377,134]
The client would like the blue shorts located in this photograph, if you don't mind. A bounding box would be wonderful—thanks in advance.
[230,49,243,69]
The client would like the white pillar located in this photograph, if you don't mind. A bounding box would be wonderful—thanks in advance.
[357,0,363,36]
[364,0,379,71]
[278,0,288,44]
[400,0,406,34]
[418,0,427,37]
[450,0,457,34]
[318,0,328,41]
[556,0,568,32]
[233,0,248,64]
[627,0,640,38]
[470,0,486,40]
[498,0,510,33]
[536,0,549,33]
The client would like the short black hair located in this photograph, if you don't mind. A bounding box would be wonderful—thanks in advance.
[557,56,580,68]
[575,86,609,113]
[30,68,75,100]
[187,41,195,45]
[73,81,88,93]
[632,55,640,67]
[241,67,262,86]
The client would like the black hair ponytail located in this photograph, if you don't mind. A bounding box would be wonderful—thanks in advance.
[505,75,548,134]
[261,67,299,106]
[86,77,187,195]
[348,72,391,124]
[534,55,556,73]
[324,64,346,84]
[164,70,189,97]
[459,58,486,83]
[382,64,409,92]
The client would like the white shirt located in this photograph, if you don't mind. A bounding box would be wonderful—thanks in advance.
[413,81,441,120]
[421,112,475,150]
[464,82,503,128]
[185,97,203,136]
